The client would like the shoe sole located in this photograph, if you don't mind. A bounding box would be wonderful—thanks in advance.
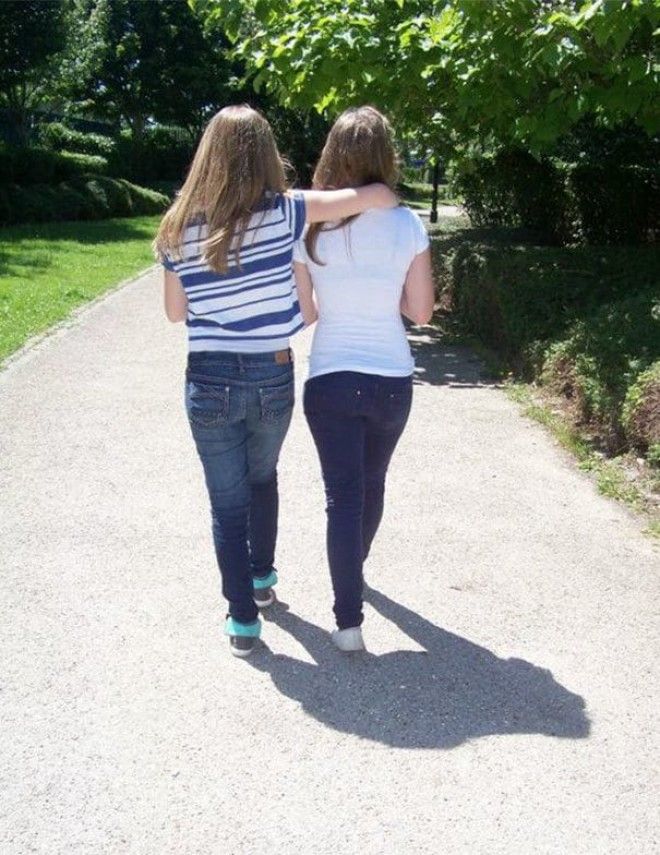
[254,592,276,608]
[230,643,256,658]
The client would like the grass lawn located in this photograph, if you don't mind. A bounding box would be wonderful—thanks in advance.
[0,215,161,364]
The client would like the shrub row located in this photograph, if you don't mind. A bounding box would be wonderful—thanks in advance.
[107,126,193,184]
[430,226,660,456]
[0,175,169,226]
[0,144,108,185]
[454,147,659,246]
[35,122,116,158]
[3,125,193,187]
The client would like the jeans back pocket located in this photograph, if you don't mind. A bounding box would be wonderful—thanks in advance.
[259,378,295,423]
[186,381,230,428]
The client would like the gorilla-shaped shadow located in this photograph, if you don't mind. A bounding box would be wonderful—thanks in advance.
[249,586,590,749]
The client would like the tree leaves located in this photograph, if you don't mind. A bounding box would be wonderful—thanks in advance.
[191,0,660,151]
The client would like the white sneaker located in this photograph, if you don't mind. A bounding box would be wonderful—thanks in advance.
[331,627,365,652]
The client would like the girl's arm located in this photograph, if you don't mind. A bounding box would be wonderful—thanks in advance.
[294,262,318,326]
[400,248,434,326]
[301,183,398,224]
[164,270,188,322]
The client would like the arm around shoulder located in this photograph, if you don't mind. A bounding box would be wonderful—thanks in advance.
[301,183,398,224]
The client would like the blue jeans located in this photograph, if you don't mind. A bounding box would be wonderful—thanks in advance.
[185,351,294,624]
[303,371,413,630]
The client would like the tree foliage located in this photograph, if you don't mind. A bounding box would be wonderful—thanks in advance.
[0,0,68,143]
[62,0,246,137]
[192,0,659,154]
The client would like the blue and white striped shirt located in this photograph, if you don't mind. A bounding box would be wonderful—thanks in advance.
[160,192,306,353]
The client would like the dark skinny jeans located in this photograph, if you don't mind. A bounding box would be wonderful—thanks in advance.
[303,371,412,629]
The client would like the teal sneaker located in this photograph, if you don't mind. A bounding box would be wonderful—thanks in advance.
[253,569,278,609]
[225,616,261,658]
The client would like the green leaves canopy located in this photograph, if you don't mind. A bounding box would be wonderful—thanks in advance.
[191,0,659,154]
[63,0,246,137]
[0,1,68,143]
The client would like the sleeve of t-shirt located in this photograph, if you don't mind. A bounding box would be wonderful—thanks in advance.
[409,209,430,256]
[158,247,177,271]
[282,191,307,242]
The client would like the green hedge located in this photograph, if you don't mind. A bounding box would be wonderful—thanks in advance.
[569,162,658,245]
[33,123,192,183]
[0,144,108,185]
[454,146,658,246]
[35,122,116,158]
[108,126,194,184]
[455,148,567,242]
[622,362,660,459]
[431,225,660,454]
[0,175,168,226]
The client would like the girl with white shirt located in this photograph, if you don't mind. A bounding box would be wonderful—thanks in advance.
[294,106,435,652]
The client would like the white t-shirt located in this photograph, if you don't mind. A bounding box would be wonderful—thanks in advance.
[293,206,430,378]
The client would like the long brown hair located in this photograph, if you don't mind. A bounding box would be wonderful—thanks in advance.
[154,105,289,273]
[305,106,399,264]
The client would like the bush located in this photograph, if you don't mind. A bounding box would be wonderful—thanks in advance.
[0,144,107,185]
[58,151,109,176]
[622,362,660,454]
[569,163,658,245]
[454,148,568,243]
[453,135,659,246]
[146,180,179,200]
[91,175,134,216]
[434,224,660,452]
[109,125,194,184]
[0,175,168,225]
[122,180,168,215]
[540,288,658,445]
[68,176,111,219]
[7,184,60,223]
[58,183,97,220]
[36,122,116,158]
[0,186,10,224]
[647,444,660,469]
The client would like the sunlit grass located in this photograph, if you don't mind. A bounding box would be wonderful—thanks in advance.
[0,216,160,363]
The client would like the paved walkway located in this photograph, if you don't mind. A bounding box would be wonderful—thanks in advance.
[1,268,658,854]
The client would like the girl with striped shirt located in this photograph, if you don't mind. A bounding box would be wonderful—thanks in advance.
[154,105,397,657]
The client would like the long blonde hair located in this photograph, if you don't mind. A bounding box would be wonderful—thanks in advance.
[154,105,289,273]
[305,106,399,264]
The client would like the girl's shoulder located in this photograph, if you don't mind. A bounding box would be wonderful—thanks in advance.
[394,205,428,239]
[394,204,425,224]
[364,204,426,234]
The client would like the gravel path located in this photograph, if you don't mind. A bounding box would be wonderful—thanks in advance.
[1,268,658,854]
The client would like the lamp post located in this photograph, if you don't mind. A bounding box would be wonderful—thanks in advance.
[430,158,439,223]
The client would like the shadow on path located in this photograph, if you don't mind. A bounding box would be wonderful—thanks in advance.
[407,324,499,388]
[249,587,590,749]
